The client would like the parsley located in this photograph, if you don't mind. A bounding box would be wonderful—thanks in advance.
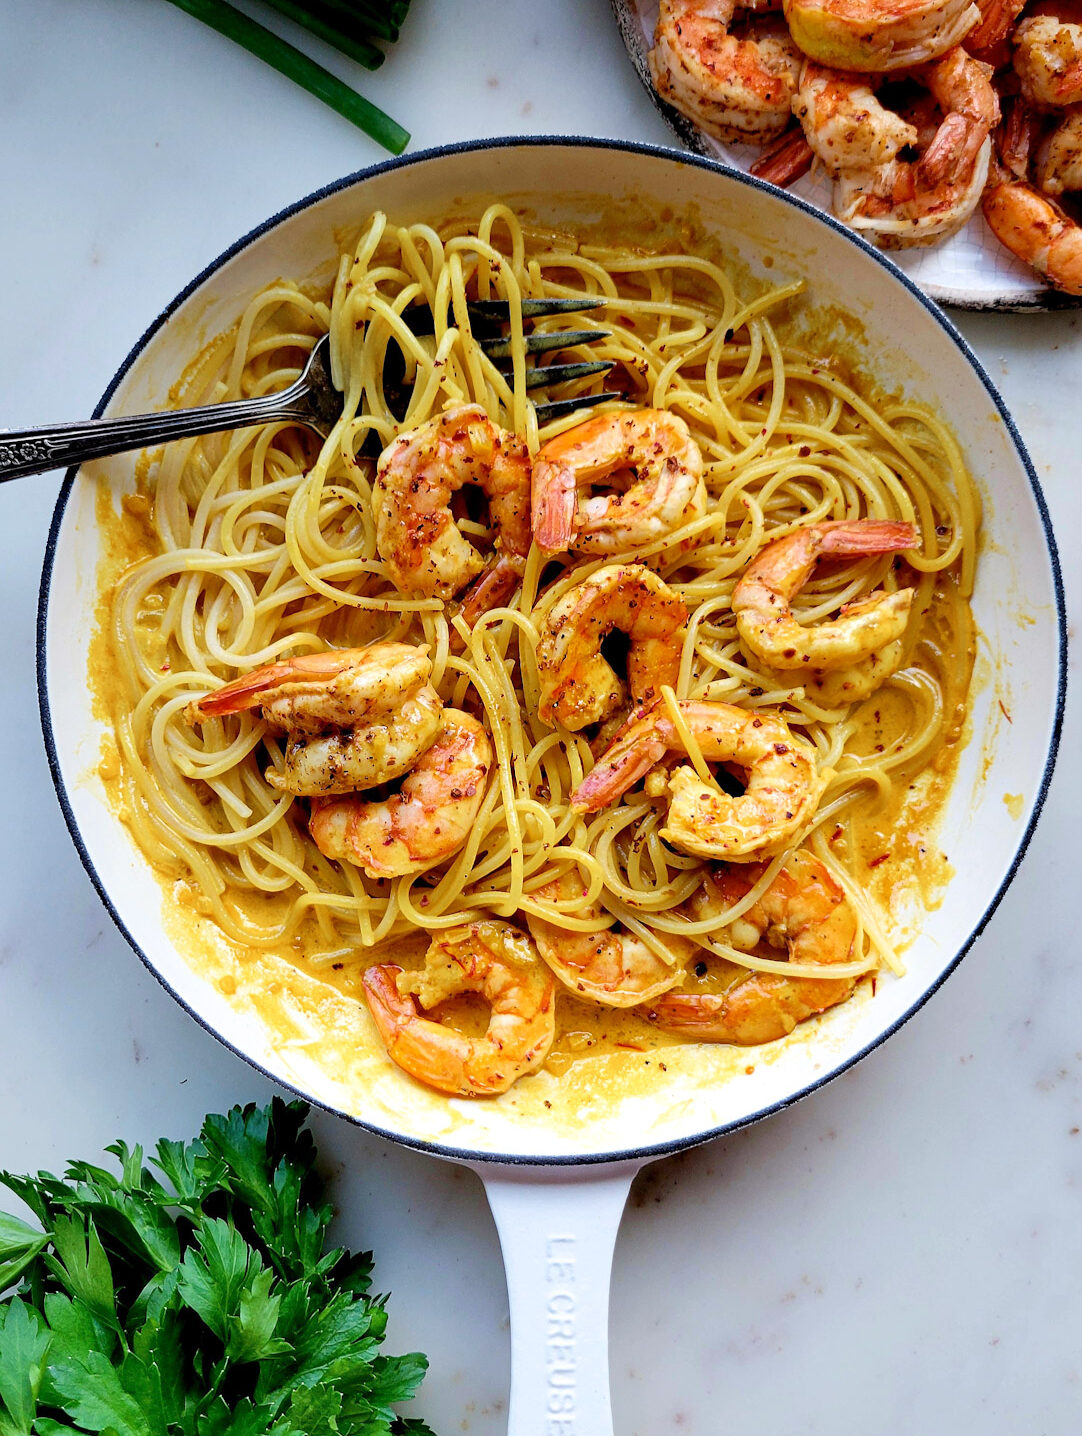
[0,1099,434,1435]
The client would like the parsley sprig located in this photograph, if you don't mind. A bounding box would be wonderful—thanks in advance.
[0,1099,434,1435]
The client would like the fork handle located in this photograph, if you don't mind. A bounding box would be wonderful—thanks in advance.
[0,391,305,482]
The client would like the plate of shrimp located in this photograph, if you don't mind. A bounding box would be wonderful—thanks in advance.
[612,0,1082,306]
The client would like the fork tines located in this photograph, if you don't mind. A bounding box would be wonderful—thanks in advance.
[394,296,620,421]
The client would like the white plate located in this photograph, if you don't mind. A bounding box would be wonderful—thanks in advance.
[611,0,1078,310]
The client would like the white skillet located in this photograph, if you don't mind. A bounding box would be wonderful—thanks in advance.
[37,139,1065,1435]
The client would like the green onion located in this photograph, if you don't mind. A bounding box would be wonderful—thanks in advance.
[256,0,386,69]
[308,0,408,43]
[165,0,410,154]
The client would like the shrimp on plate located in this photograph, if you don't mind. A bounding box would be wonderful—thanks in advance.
[362,921,556,1096]
[731,518,919,701]
[1034,104,1082,193]
[308,709,492,876]
[752,61,920,192]
[374,404,531,599]
[832,50,998,246]
[964,0,1027,66]
[535,564,689,731]
[782,0,980,72]
[646,850,859,1045]
[571,698,830,862]
[982,153,1082,292]
[649,0,804,144]
[1013,15,1082,108]
[184,643,444,796]
[531,409,707,556]
[526,870,695,1007]
[792,62,920,173]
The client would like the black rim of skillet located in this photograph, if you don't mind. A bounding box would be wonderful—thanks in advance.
[36,135,1068,1169]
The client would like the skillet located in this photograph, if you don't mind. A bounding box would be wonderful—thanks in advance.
[37,138,1066,1434]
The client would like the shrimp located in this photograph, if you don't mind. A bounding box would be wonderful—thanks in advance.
[793,62,920,175]
[531,409,707,556]
[526,871,694,1006]
[362,922,555,1096]
[184,644,444,796]
[1036,105,1082,194]
[374,405,531,599]
[782,0,979,72]
[831,50,999,247]
[982,153,1082,293]
[649,0,803,144]
[571,699,830,862]
[308,709,492,876]
[1014,16,1082,108]
[535,564,689,731]
[646,850,859,1045]
[731,519,918,687]
[964,0,1027,67]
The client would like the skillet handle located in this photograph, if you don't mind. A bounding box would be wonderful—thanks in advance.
[478,1163,642,1436]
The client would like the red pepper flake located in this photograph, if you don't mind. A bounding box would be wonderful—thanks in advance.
[616,1042,645,1051]
[999,699,1013,723]
[868,852,891,868]
[830,825,843,843]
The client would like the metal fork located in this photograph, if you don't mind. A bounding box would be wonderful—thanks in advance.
[0,298,620,483]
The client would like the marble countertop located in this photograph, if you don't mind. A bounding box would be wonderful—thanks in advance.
[2,2,1079,1431]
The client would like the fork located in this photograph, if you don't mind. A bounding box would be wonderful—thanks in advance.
[0,298,620,482]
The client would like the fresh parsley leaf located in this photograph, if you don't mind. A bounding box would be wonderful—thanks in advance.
[43,1219,118,1333]
[46,1348,151,1436]
[0,1215,49,1297]
[0,1103,432,1435]
[0,1297,50,1431]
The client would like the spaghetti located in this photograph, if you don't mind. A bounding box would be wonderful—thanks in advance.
[98,203,979,1089]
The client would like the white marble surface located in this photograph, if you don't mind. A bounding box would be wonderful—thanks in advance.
[1,1,1080,1432]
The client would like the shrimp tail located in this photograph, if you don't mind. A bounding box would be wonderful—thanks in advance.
[751,127,815,187]
[532,459,578,552]
[456,555,524,630]
[186,662,299,720]
[816,519,918,557]
[570,732,669,813]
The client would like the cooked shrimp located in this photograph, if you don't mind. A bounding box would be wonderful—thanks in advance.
[732,519,918,683]
[1036,105,1082,194]
[782,0,979,72]
[362,922,555,1096]
[531,409,707,556]
[374,405,531,599]
[184,643,444,796]
[982,154,1082,293]
[1014,16,1082,107]
[965,0,1027,67]
[308,709,492,876]
[571,699,830,861]
[793,62,919,174]
[832,50,998,246]
[535,564,688,731]
[646,850,859,1045]
[649,0,803,144]
[526,871,694,1006]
